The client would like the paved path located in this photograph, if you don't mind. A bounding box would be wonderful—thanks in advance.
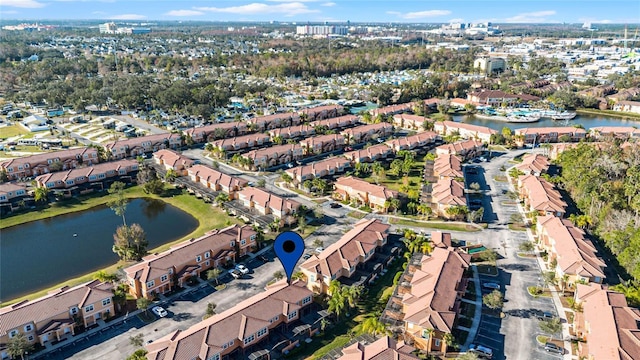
[461,265,483,351]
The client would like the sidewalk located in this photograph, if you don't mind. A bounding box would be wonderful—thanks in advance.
[461,265,483,351]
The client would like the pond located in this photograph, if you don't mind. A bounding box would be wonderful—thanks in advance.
[454,113,638,131]
[0,198,198,302]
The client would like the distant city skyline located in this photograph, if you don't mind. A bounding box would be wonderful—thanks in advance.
[1,0,639,24]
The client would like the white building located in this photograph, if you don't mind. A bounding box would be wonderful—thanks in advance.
[474,57,506,74]
[98,22,117,34]
[296,25,348,36]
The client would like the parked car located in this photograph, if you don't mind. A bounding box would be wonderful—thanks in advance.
[466,167,478,175]
[258,255,269,263]
[469,344,493,359]
[235,264,250,275]
[286,163,294,168]
[537,311,555,321]
[344,146,353,151]
[544,343,563,354]
[151,306,168,318]
[303,253,312,260]
[330,202,342,208]
[228,269,243,279]
[315,247,325,253]
[482,282,500,290]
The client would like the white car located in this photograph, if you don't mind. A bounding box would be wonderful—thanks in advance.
[315,247,325,253]
[151,306,168,318]
[469,344,493,359]
[235,264,250,275]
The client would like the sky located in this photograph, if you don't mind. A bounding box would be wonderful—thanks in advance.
[1,0,639,24]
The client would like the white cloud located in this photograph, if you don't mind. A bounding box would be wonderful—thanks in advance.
[165,9,205,17]
[195,2,319,17]
[0,0,45,8]
[504,10,556,23]
[3,9,18,13]
[110,13,147,20]
[448,18,465,23]
[321,2,335,6]
[388,9,452,20]
[267,0,317,2]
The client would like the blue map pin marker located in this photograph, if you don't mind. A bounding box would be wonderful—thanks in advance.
[274,231,305,284]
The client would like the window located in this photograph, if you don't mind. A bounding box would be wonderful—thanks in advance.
[66,180,74,185]
[70,307,78,315]
[89,175,97,181]
[240,239,246,246]
[227,340,234,348]
[98,174,105,179]
[24,324,33,332]
[287,311,297,320]
[257,328,267,337]
[205,261,210,267]
[102,298,111,306]
[230,241,235,247]
[243,335,255,345]
[168,268,173,274]
[85,304,94,312]
[434,339,441,347]
[207,354,220,360]
[269,315,279,323]
[302,296,312,305]
[9,330,18,338]
[250,235,256,242]
[196,255,202,262]
[161,274,169,282]
[204,252,210,259]
[146,280,155,288]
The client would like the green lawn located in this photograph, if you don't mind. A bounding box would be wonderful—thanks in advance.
[347,211,367,219]
[0,185,242,306]
[577,108,640,120]
[389,218,482,232]
[0,125,28,138]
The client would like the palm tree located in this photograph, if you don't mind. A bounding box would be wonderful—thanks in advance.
[361,316,388,336]
[343,285,363,309]
[108,181,128,226]
[136,297,151,316]
[204,302,217,319]
[420,240,433,255]
[328,280,342,296]
[34,186,49,204]
[164,169,178,182]
[207,268,222,285]
[328,291,346,320]
[423,328,435,353]
[442,332,455,356]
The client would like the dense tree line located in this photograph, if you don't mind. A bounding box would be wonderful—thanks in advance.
[557,142,640,287]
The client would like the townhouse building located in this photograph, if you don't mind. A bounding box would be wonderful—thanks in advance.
[537,216,606,285]
[386,247,471,353]
[124,225,257,299]
[338,336,419,360]
[343,144,394,164]
[433,154,463,179]
[435,139,485,160]
[299,104,343,121]
[341,123,394,145]
[0,280,114,356]
[518,175,567,217]
[385,132,439,152]
[0,183,28,204]
[105,133,182,159]
[589,126,640,140]
[433,121,496,143]
[35,159,139,191]
[242,144,303,170]
[248,112,301,132]
[145,281,314,360]
[153,149,194,176]
[0,147,99,180]
[334,176,398,213]
[300,219,390,294]
[573,283,640,360]
[299,134,345,155]
[285,157,351,183]
[183,122,248,143]
[467,89,519,107]
[187,165,248,195]
[308,114,359,130]
[515,153,550,176]
[236,187,300,220]
[268,124,315,140]
[370,103,414,118]
[210,133,271,152]
[392,114,433,131]
[613,101,640,114]
[514,127,587,145]
[431,178,467,218]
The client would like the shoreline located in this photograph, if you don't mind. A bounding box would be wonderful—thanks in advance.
[0,186,241,307]
[576,108,640,121]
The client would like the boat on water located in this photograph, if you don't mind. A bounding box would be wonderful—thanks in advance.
[506,114,541,123]
[551,111,577,120]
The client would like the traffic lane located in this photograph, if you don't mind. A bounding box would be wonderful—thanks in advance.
[473,316,505,360]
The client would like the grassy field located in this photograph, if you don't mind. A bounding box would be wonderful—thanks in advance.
[577,108,640,120]
[389,217,482,232]
[347,210,367,219]
[0,125,28,138]
[0,185,242,306]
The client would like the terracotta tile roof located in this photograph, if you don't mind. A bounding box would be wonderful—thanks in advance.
[153,150,194,169]
[183,122,247,138]
[435,139,484,155]
[309,115,359,129]
[299,134,344,148]
[537,216,606,279]
[0,147,95,170]
[575,283,640,360]
[35,159,138,185]
[341,123,393,138]
[248,112,300,127]
[269,124,315,138]
[0,280,113,337]
[124,225,256,284]
[590,126,640,137]
[244,144,302,161]
[386,132,438,150]
[0,183,27,194]
[300,219,390,279]
[344,144,392,162]
[514,127,587,137]
[515,153,550,175]
[285,157,350,180]
[431,178,466,206]
[145,281,313,360]
[338,336,419,360]
[299,104,343,116]
[334,176,398,203]
[433,154,463,178]
[392,113,432,126]
[187,164,248,190]
[369,98,437,117]
[401,248,471,333]
[431,231,452,249]
[211,133,270,150]
[519,175,566,214]
[438,121,497,135]
[237,187,300,213]
[469,89,518,100]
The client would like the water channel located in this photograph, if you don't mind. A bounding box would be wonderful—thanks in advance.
[453,113,640,131]
[0,198,198,302]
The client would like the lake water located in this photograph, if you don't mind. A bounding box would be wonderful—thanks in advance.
[0,198,198,302]
[453,113,638,131]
